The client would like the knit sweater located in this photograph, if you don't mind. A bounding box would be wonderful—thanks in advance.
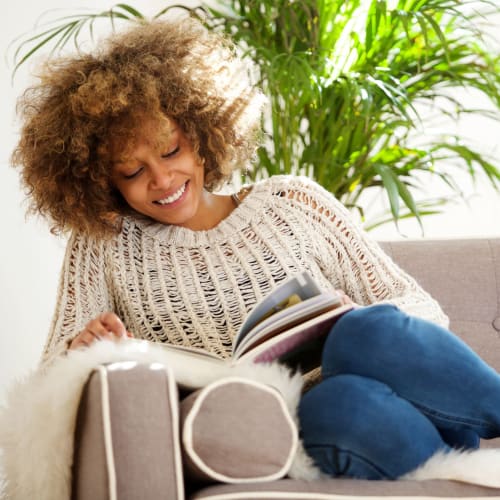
[42,175,448,363]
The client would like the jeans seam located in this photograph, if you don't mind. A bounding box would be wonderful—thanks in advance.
[321,371,496,433]
[411,400,495,432]
[305,443,395,480]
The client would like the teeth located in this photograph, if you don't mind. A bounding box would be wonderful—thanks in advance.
[156,183,186,205]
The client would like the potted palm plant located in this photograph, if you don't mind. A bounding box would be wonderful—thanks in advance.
[11,0,500,230]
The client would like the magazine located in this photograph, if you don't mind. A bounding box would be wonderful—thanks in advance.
[141,271,354,373]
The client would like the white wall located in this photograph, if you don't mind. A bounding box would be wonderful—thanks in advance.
[1,2,499,405]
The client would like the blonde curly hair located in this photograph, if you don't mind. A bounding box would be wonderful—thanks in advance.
[12,16,264,236]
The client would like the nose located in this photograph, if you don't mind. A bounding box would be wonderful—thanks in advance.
[148,161,173,190]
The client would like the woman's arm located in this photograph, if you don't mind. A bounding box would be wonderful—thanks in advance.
[286,177,449,327]
[40,232,116,364]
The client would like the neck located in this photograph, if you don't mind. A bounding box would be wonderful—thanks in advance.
[180,191,235,231]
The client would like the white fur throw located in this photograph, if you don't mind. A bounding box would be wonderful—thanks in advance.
[0,340,499,500]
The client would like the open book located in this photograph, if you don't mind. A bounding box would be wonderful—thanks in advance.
[144,271,354,373]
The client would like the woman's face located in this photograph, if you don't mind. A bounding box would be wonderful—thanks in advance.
[111,119,207,229]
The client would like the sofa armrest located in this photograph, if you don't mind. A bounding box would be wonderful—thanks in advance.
[72,362,184,500]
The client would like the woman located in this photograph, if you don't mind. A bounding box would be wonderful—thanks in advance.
[12,16,500,480]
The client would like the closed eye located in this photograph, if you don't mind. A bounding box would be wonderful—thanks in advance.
[120,145,179,180]
[162,145,180,158]
[123,167,144,180]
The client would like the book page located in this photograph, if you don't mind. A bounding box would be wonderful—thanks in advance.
[236,303,354,370]
[235,271,323,347]
[233,292,342,358]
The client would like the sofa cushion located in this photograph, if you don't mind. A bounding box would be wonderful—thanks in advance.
[180,377,298,483]
[72,362,184,500]
[190,477,500,499]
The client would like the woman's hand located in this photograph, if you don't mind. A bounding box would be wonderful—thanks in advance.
[335,289,358,307]
[69,312,134,350]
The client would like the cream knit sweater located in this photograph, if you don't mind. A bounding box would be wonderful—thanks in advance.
[42,175,448,363]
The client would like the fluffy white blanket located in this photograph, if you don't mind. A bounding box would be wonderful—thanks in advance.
[0,340,499,500]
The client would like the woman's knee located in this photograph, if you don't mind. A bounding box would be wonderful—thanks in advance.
[299,373,411,446]
[298,374,389,445]
[322,304,406,374]
[298,374,446,479]
[329,303,404,344]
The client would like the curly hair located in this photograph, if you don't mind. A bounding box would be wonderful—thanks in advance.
[12,16,264,236]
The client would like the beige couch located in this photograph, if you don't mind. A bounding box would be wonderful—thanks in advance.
[72,238,500,499]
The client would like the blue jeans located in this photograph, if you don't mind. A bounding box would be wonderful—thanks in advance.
[298,304,500,479]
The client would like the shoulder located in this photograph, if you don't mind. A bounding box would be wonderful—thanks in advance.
[255,175,347,214]
[256,174,321,193]
[65,228,121,261]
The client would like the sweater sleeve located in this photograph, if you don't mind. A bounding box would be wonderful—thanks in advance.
[40,232,115,365]
[286,177,449,327]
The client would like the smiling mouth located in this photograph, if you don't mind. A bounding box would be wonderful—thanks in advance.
[154,182,188,205]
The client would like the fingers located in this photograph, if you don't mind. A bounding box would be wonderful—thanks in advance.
[99,311,127,338]
[69,312,131,351]
[85,317,114,341]
[335,289,355,306]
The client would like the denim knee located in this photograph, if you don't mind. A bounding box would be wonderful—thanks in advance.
[298,374,446,479]
[322,304,404,377]
[330,303,402,341]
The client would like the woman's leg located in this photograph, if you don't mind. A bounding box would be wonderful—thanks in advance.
[322,304,500,440]
[438,427,480,450]
[298,374,449,479]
